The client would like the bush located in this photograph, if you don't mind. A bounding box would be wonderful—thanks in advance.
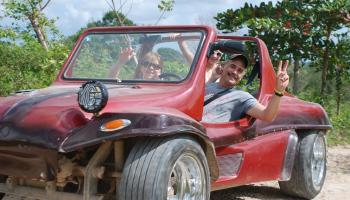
[327,103,350,145]
[0,40,69,96]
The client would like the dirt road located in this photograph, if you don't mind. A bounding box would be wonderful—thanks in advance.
[211,145,350,200]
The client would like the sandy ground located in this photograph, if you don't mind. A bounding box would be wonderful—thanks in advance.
[211,145,350,200]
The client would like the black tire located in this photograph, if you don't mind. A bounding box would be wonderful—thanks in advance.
[279,132,327,199]
[0,176,6,199]
[119,136,210,200]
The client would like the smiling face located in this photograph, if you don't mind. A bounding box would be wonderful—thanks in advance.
[219,57,247,88]
[138,52,163,80]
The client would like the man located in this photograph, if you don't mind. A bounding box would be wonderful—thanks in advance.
[202,54,289,123]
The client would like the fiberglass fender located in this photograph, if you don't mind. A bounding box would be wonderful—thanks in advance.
[59,107,219,181]
[255,95,332,134]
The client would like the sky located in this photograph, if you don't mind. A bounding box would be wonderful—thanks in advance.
[36,0,277,36]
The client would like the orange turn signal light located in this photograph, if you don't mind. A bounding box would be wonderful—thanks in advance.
[100,119,131,132]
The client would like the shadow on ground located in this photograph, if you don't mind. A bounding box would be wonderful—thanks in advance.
[210,184,303,200]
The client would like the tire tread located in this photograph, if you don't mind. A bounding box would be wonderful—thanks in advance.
[119,136,210,200]
[279,132,326,199]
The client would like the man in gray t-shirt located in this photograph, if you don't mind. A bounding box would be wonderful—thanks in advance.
[203,82,258,123]
[202,54,290,123]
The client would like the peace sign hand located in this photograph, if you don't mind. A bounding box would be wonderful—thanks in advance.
[275,60,289,93]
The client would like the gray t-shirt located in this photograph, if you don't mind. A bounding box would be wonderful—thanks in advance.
[202,82,258,123]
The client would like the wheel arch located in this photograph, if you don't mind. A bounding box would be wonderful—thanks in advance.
[59,112,219,182]
[279,129,327,199]
[123,132,219,183]
[255,98,332,135]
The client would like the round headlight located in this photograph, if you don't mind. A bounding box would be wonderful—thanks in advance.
[78,81,108,113]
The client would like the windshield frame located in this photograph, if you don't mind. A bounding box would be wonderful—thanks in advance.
[62,28,206,84]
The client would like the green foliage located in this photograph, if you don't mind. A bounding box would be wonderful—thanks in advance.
[72,35,120,79]
[216,0,350,60]
[66,11,135,47]
[163,61,189,78]
[100,11,134,26]
[2,0,60,47]
[158,0,175,12]
[0,27,17,40]
[0,39,69,96]
[215,0,350,96]
[157,47,186,63]
[156,0,175,25]
[326,102,350,146]
[296,65,350,146]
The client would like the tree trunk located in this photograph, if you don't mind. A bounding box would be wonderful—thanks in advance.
[336,69,342,115]
[320,28,332,98]
[336,91,341,115]
[293,59,300,94]
[29,17,49,51]
[320,48,329,98]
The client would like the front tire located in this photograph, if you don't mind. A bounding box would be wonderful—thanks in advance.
[279,132,327,199]
[0,176,6,199]
[119,136,210,200]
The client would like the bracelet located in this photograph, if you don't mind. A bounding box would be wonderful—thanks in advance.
[274,89,284,97]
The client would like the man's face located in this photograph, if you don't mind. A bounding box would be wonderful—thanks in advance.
[220,58,246,87]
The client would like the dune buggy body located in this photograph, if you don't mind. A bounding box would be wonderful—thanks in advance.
[0,26,331,200]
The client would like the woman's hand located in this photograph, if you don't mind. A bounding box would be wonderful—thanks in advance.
[111,47,135,78]
[117,47,135,65]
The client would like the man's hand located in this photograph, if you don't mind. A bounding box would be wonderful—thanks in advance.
[275,60,289,92]
[247,60,289,122]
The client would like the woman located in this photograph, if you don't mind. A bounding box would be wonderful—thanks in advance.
[111,48,163,80]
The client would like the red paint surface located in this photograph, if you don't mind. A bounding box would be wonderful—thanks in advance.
[211,131,289,190]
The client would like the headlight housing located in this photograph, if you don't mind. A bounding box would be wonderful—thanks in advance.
[78,81,108,114]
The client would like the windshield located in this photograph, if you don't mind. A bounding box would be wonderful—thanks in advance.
[64,31,204,82]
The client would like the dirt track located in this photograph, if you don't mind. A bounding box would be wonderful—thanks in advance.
[211,145,350,200]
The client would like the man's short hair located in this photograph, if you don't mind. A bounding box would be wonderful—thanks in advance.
[229,54,249,68]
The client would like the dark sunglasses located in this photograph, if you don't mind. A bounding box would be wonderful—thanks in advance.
[141,61,162,70]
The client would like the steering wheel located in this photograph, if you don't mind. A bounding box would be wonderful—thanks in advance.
[159,73,182,81]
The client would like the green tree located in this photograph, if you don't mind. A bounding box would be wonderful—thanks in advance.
[0,1,69,96]
[2,0,57,50]
[328,34,350,115]
[0,36,69,95]
[215,0,350,96]
[67,11,135,46]
[157,47,185,63]
[309,0,350,97]
[99,10,134,26]
[156,0,175,25]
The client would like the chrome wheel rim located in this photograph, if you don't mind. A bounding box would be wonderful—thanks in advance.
[311,135,326,187]
[167,153,206,200]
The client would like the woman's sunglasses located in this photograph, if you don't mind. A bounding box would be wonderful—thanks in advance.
[141,61,162,70]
